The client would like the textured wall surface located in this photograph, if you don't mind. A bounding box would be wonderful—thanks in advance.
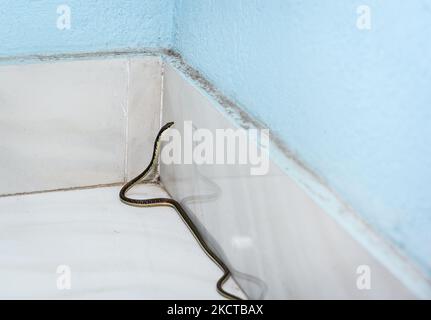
[173,0,431,276]
[0,0,174,57]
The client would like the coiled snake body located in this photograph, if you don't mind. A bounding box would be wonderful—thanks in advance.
[119,122,241,300]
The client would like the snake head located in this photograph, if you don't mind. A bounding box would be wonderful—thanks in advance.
[155,122,175,143]
[161,121,175,132]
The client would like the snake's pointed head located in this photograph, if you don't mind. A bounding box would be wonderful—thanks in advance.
[158,121,175,138]
[166,121,175,129]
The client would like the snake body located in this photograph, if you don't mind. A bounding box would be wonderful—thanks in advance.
[119,122,241,300]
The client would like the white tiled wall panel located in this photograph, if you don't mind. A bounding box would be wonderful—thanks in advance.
[126,57,162,180]
[0,57,161,195]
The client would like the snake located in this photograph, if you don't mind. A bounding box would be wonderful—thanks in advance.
[119,121,242,300]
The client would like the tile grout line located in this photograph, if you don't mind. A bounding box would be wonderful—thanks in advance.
[0,182,124,198]
[123,58,131,182]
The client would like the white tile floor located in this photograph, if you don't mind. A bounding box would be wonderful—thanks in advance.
[0,185,244,299]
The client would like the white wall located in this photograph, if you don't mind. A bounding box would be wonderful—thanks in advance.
[159,60,426,299]
[0,56,162,195]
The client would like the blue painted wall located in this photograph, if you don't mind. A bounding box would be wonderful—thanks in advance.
[0,0,174,57]
[173,0,431,275]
